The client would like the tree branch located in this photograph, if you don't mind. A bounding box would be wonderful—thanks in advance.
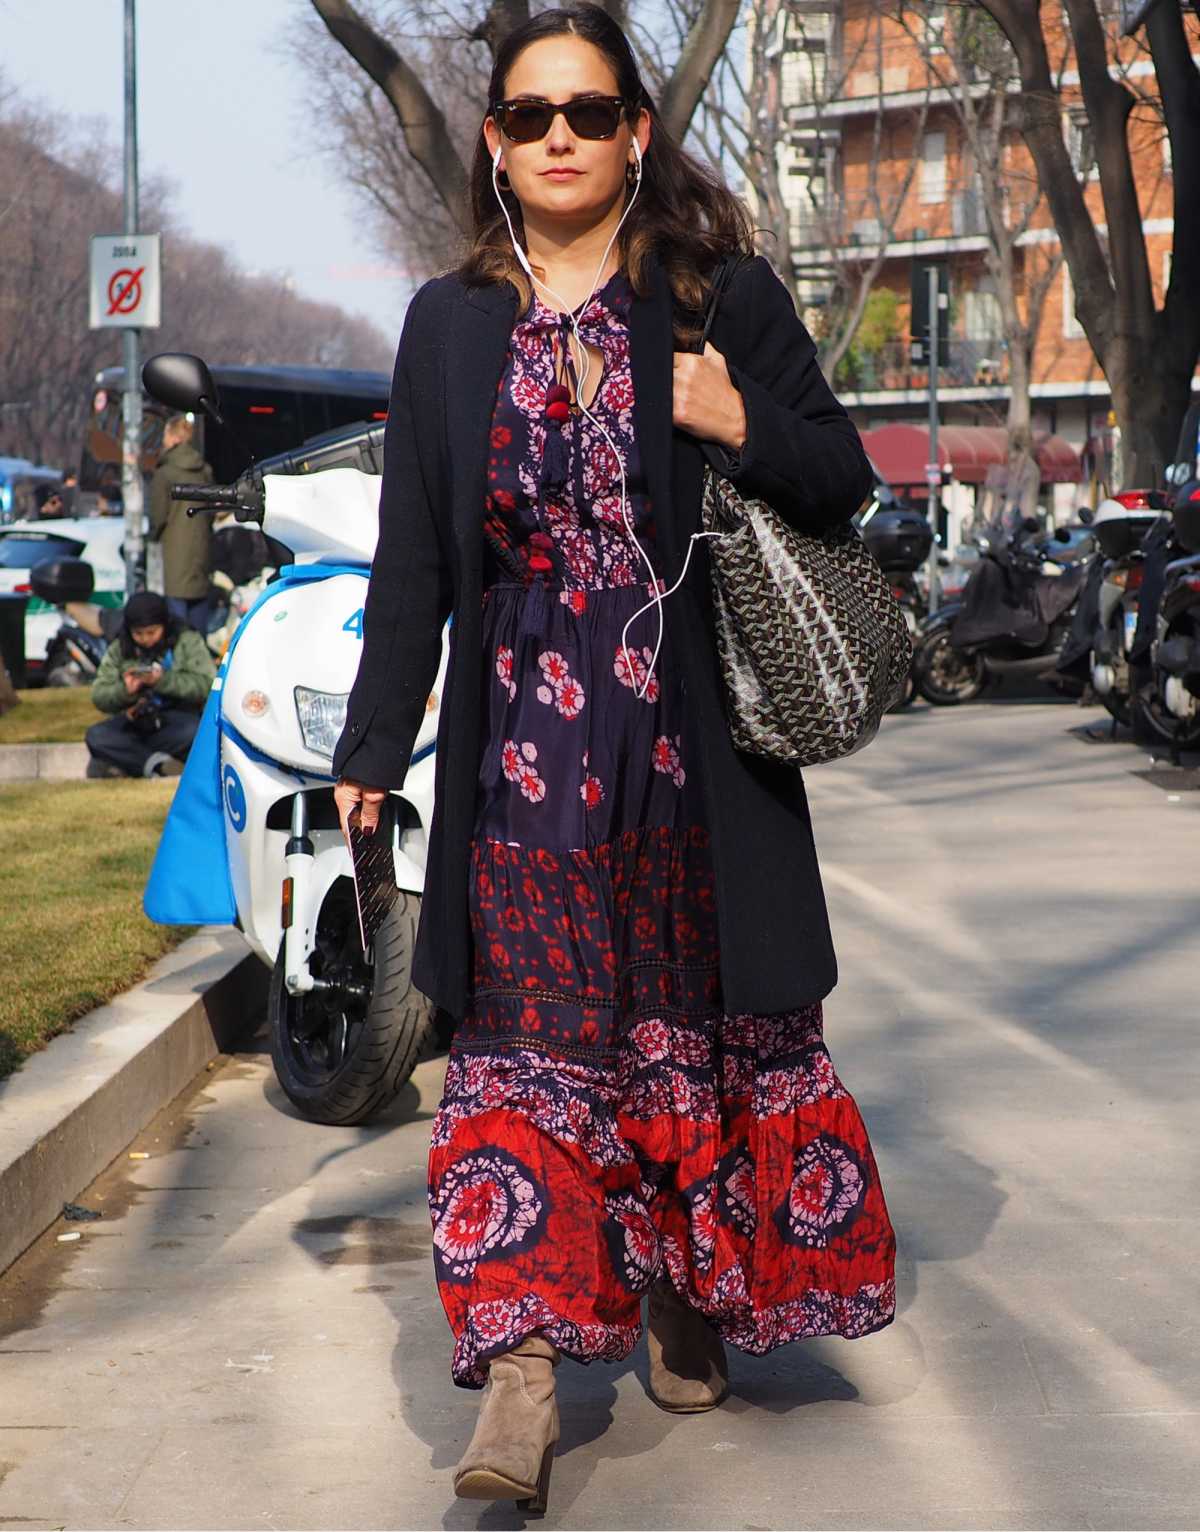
[311,0,470,233]
[469,0,529,59]
[658,0,742,141]
[979,0,1115,350]
[1146,0,1200,359]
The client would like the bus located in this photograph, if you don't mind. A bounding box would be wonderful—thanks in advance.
[80,363,391,509]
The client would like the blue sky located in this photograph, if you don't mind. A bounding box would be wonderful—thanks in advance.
[2,0,411,338]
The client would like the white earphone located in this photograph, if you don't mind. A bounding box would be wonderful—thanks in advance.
[492,128,711,700]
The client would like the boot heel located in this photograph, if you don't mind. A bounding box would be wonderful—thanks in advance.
[516,1442,555,1517]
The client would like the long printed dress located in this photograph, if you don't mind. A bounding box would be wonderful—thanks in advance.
[427,272,896,1388]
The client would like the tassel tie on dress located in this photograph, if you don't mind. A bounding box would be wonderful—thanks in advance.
[519,306,615,640]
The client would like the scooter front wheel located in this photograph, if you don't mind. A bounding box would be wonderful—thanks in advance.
[269,881,434,1125]
[913,629,986,705]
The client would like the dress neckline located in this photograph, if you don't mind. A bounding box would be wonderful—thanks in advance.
[523,269,631,328]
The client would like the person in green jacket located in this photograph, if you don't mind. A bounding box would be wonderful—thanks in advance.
[149,414,216,634]
[86,591,215,778]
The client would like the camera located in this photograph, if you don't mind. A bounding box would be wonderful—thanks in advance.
[127,692,166,734]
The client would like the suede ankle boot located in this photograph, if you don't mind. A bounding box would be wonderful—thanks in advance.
[453,1332,561,1514]
[646,1277,729,1412]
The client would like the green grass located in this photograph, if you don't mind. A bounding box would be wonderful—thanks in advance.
[0,779,194,1079]
[0,688,103,744]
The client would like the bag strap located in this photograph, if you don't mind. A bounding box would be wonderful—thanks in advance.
[696,252,748,353]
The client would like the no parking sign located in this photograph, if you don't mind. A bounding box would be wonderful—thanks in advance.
[88,233,161,328]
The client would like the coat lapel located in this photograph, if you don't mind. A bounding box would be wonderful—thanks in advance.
[447,281,518,560]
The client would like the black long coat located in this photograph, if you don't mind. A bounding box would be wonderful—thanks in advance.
[331,253,873,1020]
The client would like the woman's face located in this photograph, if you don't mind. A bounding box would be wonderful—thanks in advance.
[484,35,650,229]
[131,623,165,648]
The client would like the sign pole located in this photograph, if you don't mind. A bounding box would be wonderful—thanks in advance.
[925,264,942,616]
[121,0,143,597]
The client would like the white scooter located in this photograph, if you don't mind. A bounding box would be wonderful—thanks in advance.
[142,353,446,1124]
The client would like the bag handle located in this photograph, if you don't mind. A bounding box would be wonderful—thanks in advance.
[695,252,748,353]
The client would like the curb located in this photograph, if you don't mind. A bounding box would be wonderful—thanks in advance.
[0,927,269,1276]
[0,742,89,782]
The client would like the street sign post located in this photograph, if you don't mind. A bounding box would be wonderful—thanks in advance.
[926,264,946,614]
[88,234,161,330]
[86,0,150,597]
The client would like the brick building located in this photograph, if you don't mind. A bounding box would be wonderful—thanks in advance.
[770,2,1192,533]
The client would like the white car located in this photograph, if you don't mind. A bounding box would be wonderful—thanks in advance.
[0,517,126,681]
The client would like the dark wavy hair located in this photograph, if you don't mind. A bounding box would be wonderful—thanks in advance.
[458,2,753,343]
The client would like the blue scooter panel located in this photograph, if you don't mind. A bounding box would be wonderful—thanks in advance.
[142,563,368,926]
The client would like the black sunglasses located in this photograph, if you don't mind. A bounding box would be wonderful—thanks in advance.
[492,95,630,144]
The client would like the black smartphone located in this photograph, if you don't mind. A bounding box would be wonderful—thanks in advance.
[346,796,399,952]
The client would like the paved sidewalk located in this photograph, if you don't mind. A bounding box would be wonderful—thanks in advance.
[1,700,1197,1530]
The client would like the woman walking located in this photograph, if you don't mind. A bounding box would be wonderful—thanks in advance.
[333,3,895,1511]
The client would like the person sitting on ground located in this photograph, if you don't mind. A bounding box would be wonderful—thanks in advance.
[86,591,215,779]
[149,413,216,634]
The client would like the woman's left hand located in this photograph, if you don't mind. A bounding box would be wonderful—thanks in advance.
[672,342,747,453]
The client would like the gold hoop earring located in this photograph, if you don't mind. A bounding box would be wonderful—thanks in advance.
[497,167,512,191]
[625,161,638,187]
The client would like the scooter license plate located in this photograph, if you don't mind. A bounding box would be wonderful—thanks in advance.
[1124,610,1139,652]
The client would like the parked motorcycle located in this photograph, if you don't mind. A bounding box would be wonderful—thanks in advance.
[1064,494,1164,726]
[28,558,121,686]
[1136,480,1200,757]
[857,501,934,711]
[139,352,447,1125]
[913,516,1088,705]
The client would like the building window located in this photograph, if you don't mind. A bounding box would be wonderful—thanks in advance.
[920,131,947,204]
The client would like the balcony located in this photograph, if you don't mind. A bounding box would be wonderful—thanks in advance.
[788,184,992,257]
[834,337,1008,394]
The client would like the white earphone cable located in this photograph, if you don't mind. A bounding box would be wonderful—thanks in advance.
[492,137,706,701]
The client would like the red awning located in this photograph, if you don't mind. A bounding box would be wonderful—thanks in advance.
[860,424,1081,486]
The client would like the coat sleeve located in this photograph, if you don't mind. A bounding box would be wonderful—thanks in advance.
[331,284,453,790]
[149,467,169,541]
[154,629,216,708]
[718,257,873,532]
[90,639,129,714]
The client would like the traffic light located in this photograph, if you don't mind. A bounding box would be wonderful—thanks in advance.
[910,260,949,366]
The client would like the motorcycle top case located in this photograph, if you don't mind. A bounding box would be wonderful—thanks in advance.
[861,508,935,573]
[1093,512,1159,562]
[142,562,368,926]
[1172,493,1200,555]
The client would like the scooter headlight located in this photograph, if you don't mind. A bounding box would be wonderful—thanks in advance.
[294,686,349,759]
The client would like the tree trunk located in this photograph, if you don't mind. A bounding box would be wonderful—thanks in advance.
[1105,334,1190,488]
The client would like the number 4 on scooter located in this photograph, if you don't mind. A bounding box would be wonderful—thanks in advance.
[342,607,364,639]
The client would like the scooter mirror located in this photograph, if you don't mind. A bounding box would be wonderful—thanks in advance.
[142,353,223,424]
[1053,526,1072,543]
[1077,507,1095,525]
[1021,516,1041,534]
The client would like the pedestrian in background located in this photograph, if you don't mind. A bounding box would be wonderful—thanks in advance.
[333,3,895,1513]
[86,590,214,778]
[149,413,215,634]
[33,484,65,520]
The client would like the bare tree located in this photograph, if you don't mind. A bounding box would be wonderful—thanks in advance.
[0,80,392,473]
[896,5,1063,484]
[682,1,932,375]
[977,0,1200,486]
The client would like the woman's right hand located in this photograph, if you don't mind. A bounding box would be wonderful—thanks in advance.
[334,778,389,843]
